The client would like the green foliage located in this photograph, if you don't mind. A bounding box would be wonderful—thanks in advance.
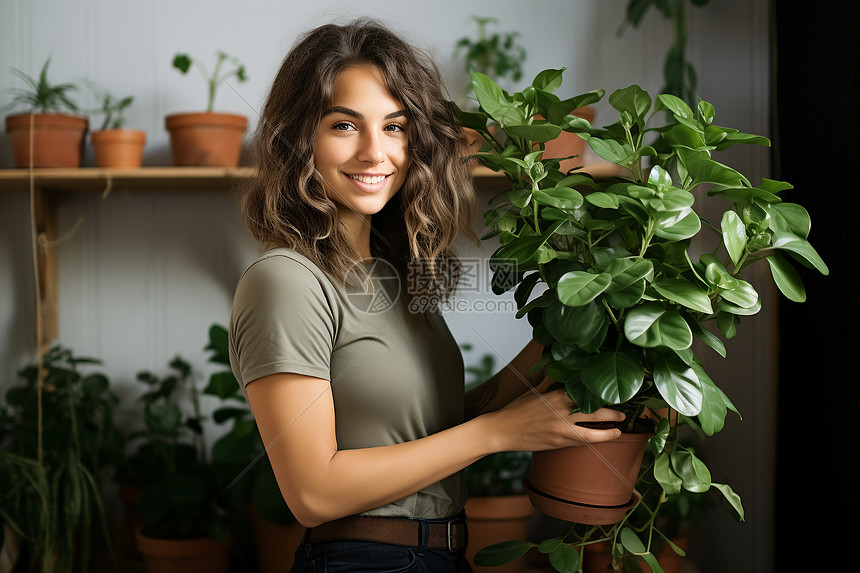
[203,324,295,527]
[84,81,134,130]
[0,346,123,573]
[455,16,527,99]
[619,0,712,107]
[120,355,232,540]
[451,67,827,571]
[6,58,79,114]
[172,51,248,112]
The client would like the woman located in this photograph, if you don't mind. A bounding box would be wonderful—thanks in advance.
[229,19,625,572]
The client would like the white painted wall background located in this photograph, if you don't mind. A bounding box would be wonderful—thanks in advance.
[0,1,773,571]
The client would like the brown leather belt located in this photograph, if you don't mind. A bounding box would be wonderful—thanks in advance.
[306,514,468,552]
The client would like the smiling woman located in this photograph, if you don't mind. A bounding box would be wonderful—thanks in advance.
[229,18,626,573]
[313,64,410,257]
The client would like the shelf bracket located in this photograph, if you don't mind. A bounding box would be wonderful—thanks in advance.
[32,187,59,347]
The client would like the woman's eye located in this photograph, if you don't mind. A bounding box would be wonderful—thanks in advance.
[384,123,405,133]
[333,121,355,131]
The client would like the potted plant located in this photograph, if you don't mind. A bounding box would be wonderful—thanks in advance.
[3,58,88,168]
[85,82,146,168]
[0,346,124,573]
[451,67,827,571]
[120,355,235,573]
[202,324,303,573]
[461,345,534,573]
[165,51,248,167]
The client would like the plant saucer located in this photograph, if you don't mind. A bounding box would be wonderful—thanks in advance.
[522,478,641,525]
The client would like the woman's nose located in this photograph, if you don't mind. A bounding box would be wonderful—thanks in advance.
[356,131,384,164]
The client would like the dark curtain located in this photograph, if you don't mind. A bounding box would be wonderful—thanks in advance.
[773,1,858,570]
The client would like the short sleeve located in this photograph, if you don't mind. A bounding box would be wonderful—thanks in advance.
[229,253,338,388]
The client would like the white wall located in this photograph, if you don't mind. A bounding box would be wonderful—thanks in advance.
[0,1,773,571]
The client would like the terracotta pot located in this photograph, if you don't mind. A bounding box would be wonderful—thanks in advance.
[118,483,143,559]
[465,495,534,573]
[165,112,247,167]
[247,502,305,573]
[526,430,651,524]
[136,531,234,573]
[91,129,146,167]
[540,106,595,173]
[5,112,88,168]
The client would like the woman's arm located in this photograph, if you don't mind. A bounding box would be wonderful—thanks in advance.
[464,339,545,419]
[248,369,624,528]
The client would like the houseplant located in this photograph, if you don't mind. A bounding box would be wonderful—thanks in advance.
[85,82,146,168]
[451,67,827,571]
[165,51,248,167]
[0,346,124,573]
[120,355,235,572]
[202,324,303,573]
[461,345,533,573]
[3,58,88,168]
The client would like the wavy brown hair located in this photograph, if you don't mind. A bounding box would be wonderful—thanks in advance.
[240,19,478,299]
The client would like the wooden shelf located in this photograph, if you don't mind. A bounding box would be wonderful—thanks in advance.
[1,162,622,347]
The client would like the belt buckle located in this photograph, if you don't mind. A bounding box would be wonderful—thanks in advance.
[446,519,462,552]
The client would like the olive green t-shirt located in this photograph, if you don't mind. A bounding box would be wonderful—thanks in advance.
[229,248,467,519]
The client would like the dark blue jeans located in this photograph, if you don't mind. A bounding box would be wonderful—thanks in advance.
[290,517,473,573]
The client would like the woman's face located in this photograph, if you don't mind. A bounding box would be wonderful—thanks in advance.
[314,64,410,233]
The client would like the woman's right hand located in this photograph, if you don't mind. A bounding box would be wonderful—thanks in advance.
[485,376,626,453]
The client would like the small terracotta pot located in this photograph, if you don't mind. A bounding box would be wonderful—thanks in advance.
[247,503,305,573]
[466,495,534,573]
[91,129,146,168]
[165,112,247,167]
[526,430,651,524]
[540,106,596,173]
[5,112,88,168]
[136,531,234,573]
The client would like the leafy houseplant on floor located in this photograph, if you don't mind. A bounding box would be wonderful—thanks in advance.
[3,58,88,168]
[0,346,124,573]
[120,355,235,573]
[461,345,533,573]
[86,82,146,168]
[165,51,248,167]
[451,68,828,571]
[203,324,303,573]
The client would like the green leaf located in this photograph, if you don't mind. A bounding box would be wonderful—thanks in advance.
[651,278,713,314]
[584,192,620,209]
[609,85,652,121]
[658,93,695,120]
[721,210,747,267]
[533,187,584,210]
[654,452,682,495]
[580,351,645,404]
[772,234,829,275]
[532,68,565,91]
[712,482,745,521]
[653,209,701,241]
[548,544,580,573]
[671,450,711,493]
[623,303,693,350]
[543,299,607,348]
[605,257,653,308]
[557,271,612,307]
[619,527,647,554]
[507,123,563,143]
[586,137,628,164]
[474,541,536,566]
[204,371,240,399]
[765,254,806,302]
[653,354,703,416]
